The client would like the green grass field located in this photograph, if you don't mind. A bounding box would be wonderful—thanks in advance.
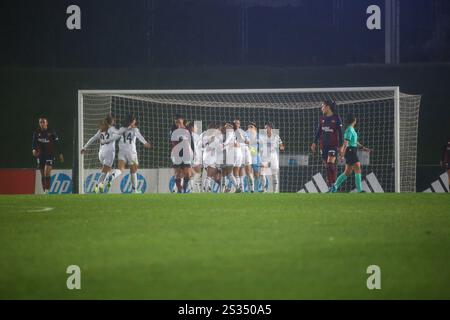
[0,193,449,300]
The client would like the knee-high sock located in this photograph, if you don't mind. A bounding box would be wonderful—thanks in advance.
[235,176,241,189]
[355,173,363,192]
[183,177,190,192]
[334,173,348,190]
[272,174,279,193]
[106,169,122,183]
[193,172,202,192]
[247,174,254,191]
[326,162,337,186]
[98,172,107,185]
[175,178,183,193]
[204,176,213,191]
[131,173,138,190]
[227,174,237,188]
[260,175,266,191]
[215,177,222,189]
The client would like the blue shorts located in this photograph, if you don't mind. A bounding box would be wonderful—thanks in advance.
[320,146,338,162]
[251,156,261,172]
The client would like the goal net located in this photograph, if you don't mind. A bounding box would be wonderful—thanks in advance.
[78,88,421,194]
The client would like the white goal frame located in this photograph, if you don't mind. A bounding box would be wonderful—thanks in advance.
[78,86,402,194]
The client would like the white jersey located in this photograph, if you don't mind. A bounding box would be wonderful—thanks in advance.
[83,127,125,153]
[170,127,194,165]
[222,130,236,166]
[118,127,148,154]
[202,130,220,167]
[235,128,249,149]
[83,126,126,167]
[192,132,203,166]
[259,133,283,164]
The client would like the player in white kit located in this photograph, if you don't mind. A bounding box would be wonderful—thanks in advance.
[106,114,151,193]
[259,122,285,193]
[222,123,240,193]
[189,121,203,192]
[202,123,221,192]
[233,118,253,192]
[81,115,128,193]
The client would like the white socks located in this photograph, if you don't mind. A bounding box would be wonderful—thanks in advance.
[98,172,107,185]
[131,172,137,189]
[272,174,279,193]
[235,176,241,189]
[260,175,266,191]
[106,169,122,184]
[193,172,202,192]
[227,174,238,188]
[247,174,254,191]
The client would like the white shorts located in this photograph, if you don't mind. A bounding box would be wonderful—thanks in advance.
[261,154,279,174]
[194,150,203,166]
[99,150,115,168]
[242,147,252,166]
[118,150,139,166]
[233,148,243,167]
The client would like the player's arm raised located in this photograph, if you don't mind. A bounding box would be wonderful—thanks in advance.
[135,128,151,149]
[81,130,101,154]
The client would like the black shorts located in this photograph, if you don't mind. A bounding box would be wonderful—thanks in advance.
[172,163,191,169]
[344,147,359,165]
[320,146,338,161]
[37,155,55,169]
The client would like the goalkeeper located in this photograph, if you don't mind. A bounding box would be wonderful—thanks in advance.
[310,100,343,187]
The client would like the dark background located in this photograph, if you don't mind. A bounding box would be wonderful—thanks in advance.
[0,0,449,191]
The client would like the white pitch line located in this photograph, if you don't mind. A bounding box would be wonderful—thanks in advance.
[27,207,54,213]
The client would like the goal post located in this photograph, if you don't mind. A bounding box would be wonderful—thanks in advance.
[77,87,421,194]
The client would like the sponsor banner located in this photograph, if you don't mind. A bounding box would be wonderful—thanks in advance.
[83,169,163,194]
[0,169,36,194]
[422,172,449,193]
[35,170,73,194]
[297,171,383,193]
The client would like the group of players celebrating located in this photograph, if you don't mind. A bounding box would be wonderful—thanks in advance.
[33,99,394,194]
[170,115,285,193]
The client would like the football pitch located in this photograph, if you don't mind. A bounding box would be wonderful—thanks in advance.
[0,193,449,300]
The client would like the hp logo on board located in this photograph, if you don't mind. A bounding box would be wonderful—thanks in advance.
[84,173,101,194]
[50,173,72,194]
[169,176,193,193]
[120,174,147,193]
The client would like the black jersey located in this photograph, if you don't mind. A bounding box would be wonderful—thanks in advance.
[32,128,60,156]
